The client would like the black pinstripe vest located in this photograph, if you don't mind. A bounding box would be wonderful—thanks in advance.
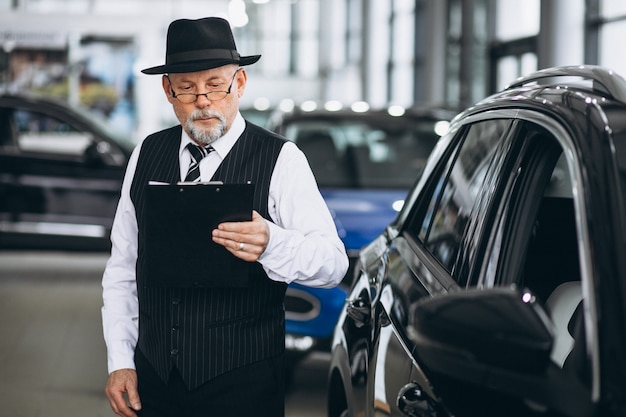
[130,123,288,390]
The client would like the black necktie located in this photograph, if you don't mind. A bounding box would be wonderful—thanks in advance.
[185,143,214,182]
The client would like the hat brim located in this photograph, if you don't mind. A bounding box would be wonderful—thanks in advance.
[141,54,261,75]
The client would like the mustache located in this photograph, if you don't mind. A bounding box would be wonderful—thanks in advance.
[189,109,225,123]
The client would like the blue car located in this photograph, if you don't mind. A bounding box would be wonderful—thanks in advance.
[268,105,454,369]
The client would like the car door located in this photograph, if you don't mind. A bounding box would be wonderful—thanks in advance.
[406,115,596,417]
[367,116,515,417]
[0,99,128,249]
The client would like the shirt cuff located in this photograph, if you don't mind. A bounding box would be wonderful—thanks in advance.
[106,340,137,374]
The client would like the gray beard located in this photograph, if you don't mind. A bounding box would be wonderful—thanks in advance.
[185,109,226,145]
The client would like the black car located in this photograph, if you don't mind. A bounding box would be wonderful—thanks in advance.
[328,65,626,417]
[0,94,133,250]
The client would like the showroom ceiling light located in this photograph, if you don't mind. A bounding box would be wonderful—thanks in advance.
[324,100,343,111]
[387,105,406,117]
[351,101,370,113]
[300,100,318,112]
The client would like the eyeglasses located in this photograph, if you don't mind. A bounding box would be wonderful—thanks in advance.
[166,69,240,103]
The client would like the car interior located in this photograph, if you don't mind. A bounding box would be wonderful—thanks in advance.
[521,150,590,387]
[290,120,440,190]
[295,129,354,187]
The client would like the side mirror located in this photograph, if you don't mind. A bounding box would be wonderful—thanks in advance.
[412,287,592,417]
[414,286,553,375]
[84,141,106,166]
[84,140,125,166]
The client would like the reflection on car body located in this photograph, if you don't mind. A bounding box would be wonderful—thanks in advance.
[328,66,626,417]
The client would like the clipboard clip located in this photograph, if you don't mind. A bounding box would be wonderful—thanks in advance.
[176,181,225,186]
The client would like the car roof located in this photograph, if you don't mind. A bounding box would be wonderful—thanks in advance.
[457,65,626,128]
[267,105,457,132]
[450,65,626,164]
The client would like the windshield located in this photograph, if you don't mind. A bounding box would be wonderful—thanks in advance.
[284,117,445,188]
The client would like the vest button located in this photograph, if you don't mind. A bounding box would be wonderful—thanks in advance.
[170,349,179,357]
[172,298,180,305]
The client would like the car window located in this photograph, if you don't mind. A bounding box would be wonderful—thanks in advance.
[415,119,510,275]
[484,124,576,293]
[13,108,94,156]
[482,121,590,389]
[284,118,441,188]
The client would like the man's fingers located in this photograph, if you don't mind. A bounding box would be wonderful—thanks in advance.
[212,210,269,257]
[106,390,138,417]
[109,393,137,417]
[105,369,140,417]
[126,386,142,413]
[217,211,266,234]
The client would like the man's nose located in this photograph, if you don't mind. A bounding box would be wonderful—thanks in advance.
[195,93,213,106]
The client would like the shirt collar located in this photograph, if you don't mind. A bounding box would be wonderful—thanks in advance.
[179,112,246,159]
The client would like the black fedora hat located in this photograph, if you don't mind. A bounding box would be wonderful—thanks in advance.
[141,17,261,75]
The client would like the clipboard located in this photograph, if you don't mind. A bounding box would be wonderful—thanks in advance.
[144,182,253,288]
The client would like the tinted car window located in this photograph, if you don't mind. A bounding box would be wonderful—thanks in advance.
[284,118,441,188]
[416,119,510,273]
[14,109,94,156]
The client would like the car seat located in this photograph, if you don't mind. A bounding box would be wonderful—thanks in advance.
[296,130,353,187]
[544,281,582,367]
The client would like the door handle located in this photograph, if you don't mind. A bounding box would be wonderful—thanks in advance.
[346,297,370,327]
[397,382,437,417]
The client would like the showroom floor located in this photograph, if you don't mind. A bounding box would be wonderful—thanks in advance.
[0,251,327,417]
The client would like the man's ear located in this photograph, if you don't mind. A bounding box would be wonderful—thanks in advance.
[162,75,175,102]
[236,68,247,98]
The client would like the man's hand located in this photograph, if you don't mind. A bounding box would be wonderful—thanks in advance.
[105,368,141,417]
[212,210,269,262]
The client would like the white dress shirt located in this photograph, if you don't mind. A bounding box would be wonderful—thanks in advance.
[101,112,348,374]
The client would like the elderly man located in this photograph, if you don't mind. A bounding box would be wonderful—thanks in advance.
[102,17,348,417]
